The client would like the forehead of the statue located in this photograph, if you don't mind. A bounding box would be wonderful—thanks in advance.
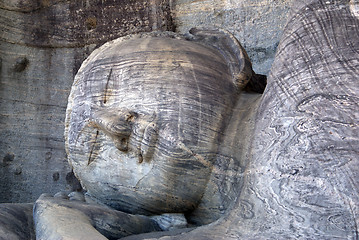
[77,36,237,110]
[95,38,231,78]
[84,37,230,78]
[109,37,223,58]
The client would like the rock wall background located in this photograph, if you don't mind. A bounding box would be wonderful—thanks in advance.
[0,0,293,203]
[173,0,293,74]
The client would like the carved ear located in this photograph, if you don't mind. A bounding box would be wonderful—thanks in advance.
[189,28,254,90]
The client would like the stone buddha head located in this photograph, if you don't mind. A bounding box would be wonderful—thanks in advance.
[65,30,253,216]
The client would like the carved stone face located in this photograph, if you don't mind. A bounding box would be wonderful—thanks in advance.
[65,34,238,215]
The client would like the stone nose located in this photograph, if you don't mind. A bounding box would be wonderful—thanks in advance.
[89,109,137,152]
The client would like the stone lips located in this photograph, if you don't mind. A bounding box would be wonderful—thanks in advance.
[65,32,244,216]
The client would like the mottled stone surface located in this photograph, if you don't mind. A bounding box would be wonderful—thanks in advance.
[0,0,174,203]
[0,0,174,48]
[0,43,84,203]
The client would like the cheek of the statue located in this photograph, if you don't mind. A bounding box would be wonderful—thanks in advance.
[69,118,213,215]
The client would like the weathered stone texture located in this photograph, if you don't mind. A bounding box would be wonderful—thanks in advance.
[0,0,358,239]
[0,43,86,203]
[0,0,174,203]
[0,0,174,48]
[173,0,294,74]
